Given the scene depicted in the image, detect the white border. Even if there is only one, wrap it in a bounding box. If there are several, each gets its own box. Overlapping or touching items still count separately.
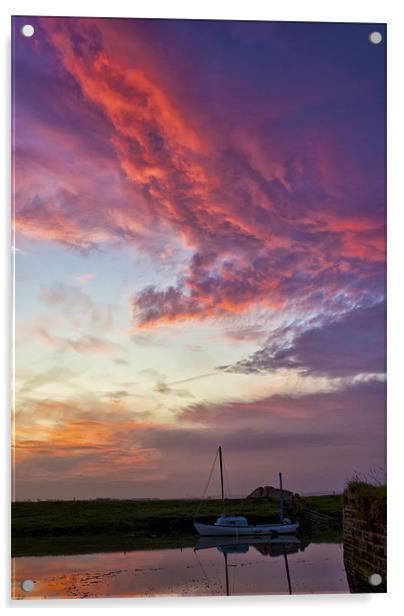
[2,0,403,614]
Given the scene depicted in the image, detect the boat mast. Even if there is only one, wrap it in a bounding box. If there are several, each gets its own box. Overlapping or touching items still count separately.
[219,446,225,514]
[279,471,284,522]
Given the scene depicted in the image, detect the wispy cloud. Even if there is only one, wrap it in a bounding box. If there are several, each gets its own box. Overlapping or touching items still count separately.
[75,272,96,285]
[227,301,386,378]
[37,326,123,357]
[40,282,115,330]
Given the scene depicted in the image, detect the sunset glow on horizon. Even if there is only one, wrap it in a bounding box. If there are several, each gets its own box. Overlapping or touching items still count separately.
[12,17,386,500]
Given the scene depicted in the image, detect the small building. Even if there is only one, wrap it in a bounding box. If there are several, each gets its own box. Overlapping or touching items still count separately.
[247,485,297,501]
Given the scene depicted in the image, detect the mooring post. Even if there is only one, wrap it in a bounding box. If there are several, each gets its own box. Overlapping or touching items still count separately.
[279,472,284,522]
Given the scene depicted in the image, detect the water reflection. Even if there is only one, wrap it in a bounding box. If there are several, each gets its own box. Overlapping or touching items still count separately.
[12,534,349,599]
[195,536,300,595]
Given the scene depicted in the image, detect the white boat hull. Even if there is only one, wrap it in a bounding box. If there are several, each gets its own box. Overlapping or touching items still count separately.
[194,521,299,536]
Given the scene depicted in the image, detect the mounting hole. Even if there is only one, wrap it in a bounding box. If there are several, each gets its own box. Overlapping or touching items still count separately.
[21,579,34,592]
[369,573,382,586]
[369,31,382,45]
[21,24,35,38]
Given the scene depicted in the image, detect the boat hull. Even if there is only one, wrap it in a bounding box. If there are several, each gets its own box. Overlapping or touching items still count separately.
[194,521,299,536]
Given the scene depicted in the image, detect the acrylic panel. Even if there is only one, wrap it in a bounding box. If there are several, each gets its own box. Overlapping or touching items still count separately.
[11,16,387,599]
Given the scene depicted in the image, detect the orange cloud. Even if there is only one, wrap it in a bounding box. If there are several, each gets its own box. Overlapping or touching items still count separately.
[14,203,112,250]
[13,399,163,483]
[14,18,386,328]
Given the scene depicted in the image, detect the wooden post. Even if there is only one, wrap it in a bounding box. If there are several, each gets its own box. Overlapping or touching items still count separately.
[279,472,284,522]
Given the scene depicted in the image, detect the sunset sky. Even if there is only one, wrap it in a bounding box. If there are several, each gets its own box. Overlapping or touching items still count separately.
[12,17,386,500]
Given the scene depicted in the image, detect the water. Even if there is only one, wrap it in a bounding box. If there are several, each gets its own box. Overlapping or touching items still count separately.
[12,536,349,599]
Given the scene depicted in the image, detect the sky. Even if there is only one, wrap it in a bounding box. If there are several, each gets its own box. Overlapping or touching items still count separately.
[12,17,386,500]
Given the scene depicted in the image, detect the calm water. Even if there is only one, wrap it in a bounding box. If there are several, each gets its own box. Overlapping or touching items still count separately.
[12,536,349,599]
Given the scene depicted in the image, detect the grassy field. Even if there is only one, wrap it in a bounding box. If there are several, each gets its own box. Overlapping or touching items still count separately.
[302,493,343,520]
[12,495,342,557]
[12,498,289,537]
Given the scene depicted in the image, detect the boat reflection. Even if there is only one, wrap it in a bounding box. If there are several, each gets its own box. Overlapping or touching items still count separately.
[194,535,300,595]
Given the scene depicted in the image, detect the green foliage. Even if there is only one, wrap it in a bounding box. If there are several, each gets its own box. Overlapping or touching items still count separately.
[302,494,342,518]
[12,498,286,538]
[344,480,386,526]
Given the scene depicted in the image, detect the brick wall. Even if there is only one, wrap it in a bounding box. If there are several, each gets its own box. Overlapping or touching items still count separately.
[343,494,387,592]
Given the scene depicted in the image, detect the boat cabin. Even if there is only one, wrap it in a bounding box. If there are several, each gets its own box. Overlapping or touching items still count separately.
[214,516,249,527]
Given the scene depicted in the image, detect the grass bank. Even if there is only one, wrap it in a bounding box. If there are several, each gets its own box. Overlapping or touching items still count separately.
[12,494,342,557]
[12,498,288,537]
[343,481,386,526]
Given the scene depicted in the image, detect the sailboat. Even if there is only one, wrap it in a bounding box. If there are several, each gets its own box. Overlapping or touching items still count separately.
[193,446,299,536]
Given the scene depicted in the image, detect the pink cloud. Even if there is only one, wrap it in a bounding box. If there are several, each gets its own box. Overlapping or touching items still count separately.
[37,326,123,357]
[75,272,96,285]
[14,18,386,329]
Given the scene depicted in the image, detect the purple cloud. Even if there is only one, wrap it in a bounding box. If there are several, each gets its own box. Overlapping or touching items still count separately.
[228,301,386,377]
